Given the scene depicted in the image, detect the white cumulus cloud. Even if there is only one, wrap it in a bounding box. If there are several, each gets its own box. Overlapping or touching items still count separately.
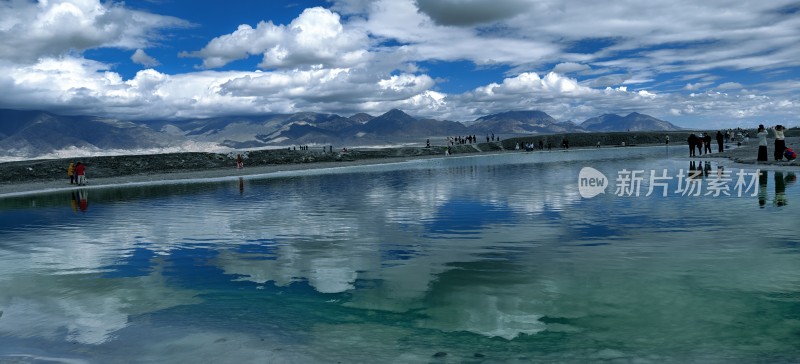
[0,0,188,64]
[181,7,370,70]
[0,0,798,128]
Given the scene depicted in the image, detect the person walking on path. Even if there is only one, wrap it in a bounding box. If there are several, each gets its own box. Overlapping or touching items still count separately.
[716,131,724,153]
[772,125,786,161]
[67,162,75,184]
[757,124,769,162]
[75,162,86,186]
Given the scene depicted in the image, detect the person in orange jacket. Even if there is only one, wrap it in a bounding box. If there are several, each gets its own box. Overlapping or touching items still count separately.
[67,162,75,184]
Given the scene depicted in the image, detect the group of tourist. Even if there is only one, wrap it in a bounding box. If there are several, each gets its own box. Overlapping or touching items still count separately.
[756,124,792,162]
[515,140,547,151]
[66,162,87,186]
[722,128,747,143]
[449,135,479,145]
[686,131,725,156]
[686,125,793,162]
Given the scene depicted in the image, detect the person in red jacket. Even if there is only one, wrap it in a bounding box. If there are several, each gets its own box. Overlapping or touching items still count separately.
[75,162,86,186]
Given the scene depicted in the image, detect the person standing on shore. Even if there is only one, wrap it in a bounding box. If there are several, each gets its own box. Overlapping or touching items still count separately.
[687,134,697,157]
[75,162,86,186]
[236,154,244,169]
[67,162,75,184]
[772,125,786,161]
[757,124,768,162]
[696,134,703,155]
[716,131,724,152]
[703,133,712,154]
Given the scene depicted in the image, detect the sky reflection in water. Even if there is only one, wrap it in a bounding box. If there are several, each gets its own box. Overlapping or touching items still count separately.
[0,148,799,363]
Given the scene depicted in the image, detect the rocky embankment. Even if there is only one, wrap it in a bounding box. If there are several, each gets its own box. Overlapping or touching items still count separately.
[0,144,485,185]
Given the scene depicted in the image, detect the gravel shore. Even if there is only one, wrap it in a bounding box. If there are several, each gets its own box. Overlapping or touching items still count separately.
[0,145,471,197]
[2,136,797,198]
[695,136,799,166]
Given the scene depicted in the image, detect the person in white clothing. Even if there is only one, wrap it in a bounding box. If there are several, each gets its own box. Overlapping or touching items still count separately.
[772,125,786,161]
[756,124,768,162]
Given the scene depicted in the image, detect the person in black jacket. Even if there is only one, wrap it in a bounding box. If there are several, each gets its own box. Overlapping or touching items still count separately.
[703,133,712,154]
[716,131,724,152]
[687,134,698,157]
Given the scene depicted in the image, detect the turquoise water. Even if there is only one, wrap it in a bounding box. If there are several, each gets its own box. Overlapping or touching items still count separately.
[1,148,799,363]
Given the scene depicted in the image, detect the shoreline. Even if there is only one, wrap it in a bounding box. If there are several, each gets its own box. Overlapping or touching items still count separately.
[2,139,798,198]
[695,136,799,168]
[0,154,445,198]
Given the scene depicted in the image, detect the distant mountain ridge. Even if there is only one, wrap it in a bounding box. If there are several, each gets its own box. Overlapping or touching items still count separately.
[580,112,682,132]
[470,110,584,135]
[0,109,174,158]
[0,108,682,159]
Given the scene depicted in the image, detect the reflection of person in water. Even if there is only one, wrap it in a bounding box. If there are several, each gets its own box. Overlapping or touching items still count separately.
[239,177,244,195]
[758,170,768,208]
[688,161,702,179]
[774,171,786,206]
[70,191,78,213]
[78,189,88,212]
[786,172,797,186]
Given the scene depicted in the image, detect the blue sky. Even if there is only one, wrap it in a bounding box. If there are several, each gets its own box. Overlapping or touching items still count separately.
[0,0,798,128]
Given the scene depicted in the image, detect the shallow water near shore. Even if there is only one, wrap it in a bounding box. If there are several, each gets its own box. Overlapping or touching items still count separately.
[1,147,799,363]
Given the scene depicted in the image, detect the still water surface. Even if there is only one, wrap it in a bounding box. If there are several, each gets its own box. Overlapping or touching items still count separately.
[1,147,799,363]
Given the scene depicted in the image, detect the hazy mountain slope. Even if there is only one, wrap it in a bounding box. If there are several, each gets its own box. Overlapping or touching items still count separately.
[580,112,682,131]
[0,109,173,157]
[469,110,584,134]
[350,109,468,140]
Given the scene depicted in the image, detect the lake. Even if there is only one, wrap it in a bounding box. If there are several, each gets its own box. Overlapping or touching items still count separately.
[1,147,798,363]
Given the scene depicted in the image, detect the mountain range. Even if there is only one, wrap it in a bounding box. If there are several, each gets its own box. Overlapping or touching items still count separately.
[580,112,681,132]
[0,108,683,159]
